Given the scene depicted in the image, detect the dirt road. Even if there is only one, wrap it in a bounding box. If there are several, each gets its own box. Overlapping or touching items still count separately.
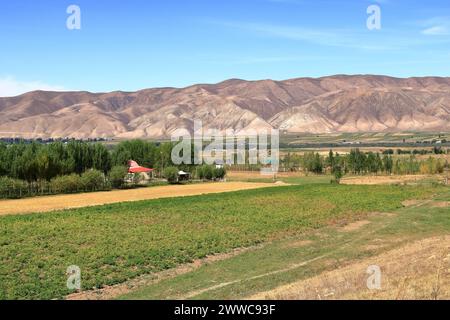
[0,182,278,216]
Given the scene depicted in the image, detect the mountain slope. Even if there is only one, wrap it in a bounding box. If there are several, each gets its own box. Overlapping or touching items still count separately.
[1,75,450,138]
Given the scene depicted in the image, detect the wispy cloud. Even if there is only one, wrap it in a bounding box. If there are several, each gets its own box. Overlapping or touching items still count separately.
[420,17,450,36]
[203,55,325,65]
[211,20,403,51]
[266,0,306,4]
[0,76,67,97]
[210,17,450,52]
[422,26,449,35]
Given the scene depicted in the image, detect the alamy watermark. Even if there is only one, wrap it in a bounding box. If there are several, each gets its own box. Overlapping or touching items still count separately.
[66,265,81,291]
[366,265,382,290]
[170,120,279,175]
[66,5,81,30]
[367,4,381,30]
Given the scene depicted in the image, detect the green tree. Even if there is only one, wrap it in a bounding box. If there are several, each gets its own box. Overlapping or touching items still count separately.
[333,165,343,184]
[81,170,105,191]
[213,167,226,180]
[327,150,335,172]
[164,166,179,184]
[108,166,128,189]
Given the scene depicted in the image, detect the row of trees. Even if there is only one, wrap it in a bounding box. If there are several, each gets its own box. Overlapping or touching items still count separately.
[163,165,227,184]
[0,141,110,182]
[0,140,229,197]
[0,140,183,198]
[0,140,178,182]
[282,149,449,176]
[0,170,108,199]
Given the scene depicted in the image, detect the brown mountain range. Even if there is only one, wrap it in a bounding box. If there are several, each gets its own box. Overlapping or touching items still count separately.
[1,75,450,139]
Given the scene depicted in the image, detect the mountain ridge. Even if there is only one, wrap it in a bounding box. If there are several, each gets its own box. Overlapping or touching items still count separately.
[1,75,450,139]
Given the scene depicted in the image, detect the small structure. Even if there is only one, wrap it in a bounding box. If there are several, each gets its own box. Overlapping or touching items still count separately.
[127,160,154,183]
[177,170,190,182]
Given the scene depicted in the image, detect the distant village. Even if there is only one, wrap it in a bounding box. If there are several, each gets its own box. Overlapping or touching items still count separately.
[0,137,111,144]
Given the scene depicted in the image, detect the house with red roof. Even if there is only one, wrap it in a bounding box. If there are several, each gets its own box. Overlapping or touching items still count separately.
[127,160,154,183]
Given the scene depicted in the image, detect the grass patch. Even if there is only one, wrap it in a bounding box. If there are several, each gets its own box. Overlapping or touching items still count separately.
[0,184,440,299]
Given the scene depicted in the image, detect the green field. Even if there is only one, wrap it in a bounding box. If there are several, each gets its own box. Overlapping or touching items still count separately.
[0,183,442,299]
[121,188,450,300]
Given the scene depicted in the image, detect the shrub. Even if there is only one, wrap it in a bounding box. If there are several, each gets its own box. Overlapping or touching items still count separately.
[333,165,343,184]
[198,165,214,181]
[50,174,83,194]
[0,176,28,199]
[197,166,204,180]
[81,169,106,191]
[108,166,128,189]
[213,167,226,180]
[164,167,179,184]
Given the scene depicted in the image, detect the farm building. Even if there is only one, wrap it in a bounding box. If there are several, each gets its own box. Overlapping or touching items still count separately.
[126,160,154,183]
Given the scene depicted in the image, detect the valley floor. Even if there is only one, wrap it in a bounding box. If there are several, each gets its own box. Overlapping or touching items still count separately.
[0,176,448,300]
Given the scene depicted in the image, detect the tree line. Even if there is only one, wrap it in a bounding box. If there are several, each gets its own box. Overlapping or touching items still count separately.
[0,140,181,198]
[0,139,230,198]
[282,148,449,177]
[0,140,179,182]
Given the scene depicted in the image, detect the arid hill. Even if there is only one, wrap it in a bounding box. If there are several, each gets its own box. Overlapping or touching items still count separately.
[1,75,450,138]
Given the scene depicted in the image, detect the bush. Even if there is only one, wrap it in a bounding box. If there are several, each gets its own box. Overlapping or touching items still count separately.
[164,167,179,184]
[213,167,226,180]
[0,176,28,199]
[333,165,343,184]
[198,165,214,181]
[81,169,106,191]
[108,166,128,189]
[50,174,83,194]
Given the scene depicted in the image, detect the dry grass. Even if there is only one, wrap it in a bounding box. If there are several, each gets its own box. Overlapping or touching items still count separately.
[338,220,371,232]
[0,182,277,216]
[341,175,441,185]
[249,236,450,300]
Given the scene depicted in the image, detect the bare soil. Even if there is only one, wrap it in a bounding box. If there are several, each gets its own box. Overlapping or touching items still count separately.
[338,220,371,232]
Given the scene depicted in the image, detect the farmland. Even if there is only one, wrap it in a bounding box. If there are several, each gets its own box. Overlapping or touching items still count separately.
[0,183,441,300]
[0,181,276,216]
[119,188,450,300]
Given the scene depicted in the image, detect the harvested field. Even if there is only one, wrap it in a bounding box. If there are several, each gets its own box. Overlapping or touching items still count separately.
[249,236,450,300]
[227,171,304,180]
[341,175,442,185]
[0,182,276,216]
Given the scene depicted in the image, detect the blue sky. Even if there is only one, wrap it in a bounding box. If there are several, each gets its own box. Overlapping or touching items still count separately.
[0,0,449,96]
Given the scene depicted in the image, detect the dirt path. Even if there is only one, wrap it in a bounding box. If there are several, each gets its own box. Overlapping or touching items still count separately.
[249,236,450,300]
[0,182,279,216]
